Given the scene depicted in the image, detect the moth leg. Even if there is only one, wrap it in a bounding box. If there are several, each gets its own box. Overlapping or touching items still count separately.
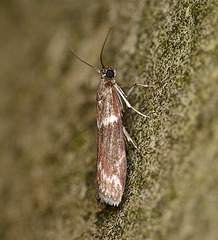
[126,83,155,97]
[123,126,138,149]
[114,84,150,118]
[123,126,143,157]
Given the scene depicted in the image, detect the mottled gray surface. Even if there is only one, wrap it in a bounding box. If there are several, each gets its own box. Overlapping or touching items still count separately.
[0,1,217,239]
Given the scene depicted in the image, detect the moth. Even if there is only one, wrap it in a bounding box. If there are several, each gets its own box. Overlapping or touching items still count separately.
[71,29,152,206]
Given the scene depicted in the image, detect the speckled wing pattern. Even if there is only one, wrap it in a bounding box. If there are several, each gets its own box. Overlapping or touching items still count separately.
[96,80,127,206]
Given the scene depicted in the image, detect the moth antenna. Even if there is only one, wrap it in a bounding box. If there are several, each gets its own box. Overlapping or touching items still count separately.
[70,46,100,73]
[100,27,113,69]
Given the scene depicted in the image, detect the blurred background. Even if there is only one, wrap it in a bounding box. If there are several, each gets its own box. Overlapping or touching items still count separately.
[0,1,141,239]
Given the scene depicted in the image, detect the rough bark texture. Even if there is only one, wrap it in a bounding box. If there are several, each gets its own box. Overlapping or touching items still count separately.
[0,1,217,240]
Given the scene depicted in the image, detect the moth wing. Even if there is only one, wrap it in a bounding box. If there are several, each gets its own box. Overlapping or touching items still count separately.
[96,87,127,206]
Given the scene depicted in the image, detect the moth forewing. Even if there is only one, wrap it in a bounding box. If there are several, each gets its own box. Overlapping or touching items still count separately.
[96,73,127,206]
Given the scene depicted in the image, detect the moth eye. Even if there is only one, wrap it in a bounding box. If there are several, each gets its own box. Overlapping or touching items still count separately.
[106,69,114,78]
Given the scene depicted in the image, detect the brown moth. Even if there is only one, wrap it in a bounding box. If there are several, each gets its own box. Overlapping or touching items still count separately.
[71,29,152,206]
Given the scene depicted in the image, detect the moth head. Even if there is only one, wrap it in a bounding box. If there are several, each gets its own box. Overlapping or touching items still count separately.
[101,66,116,79]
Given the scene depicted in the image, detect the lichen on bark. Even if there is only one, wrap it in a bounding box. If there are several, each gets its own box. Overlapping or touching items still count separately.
[0,1,217,240]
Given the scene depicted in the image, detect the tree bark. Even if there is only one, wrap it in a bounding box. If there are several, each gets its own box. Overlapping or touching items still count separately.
[0,1,217,240]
